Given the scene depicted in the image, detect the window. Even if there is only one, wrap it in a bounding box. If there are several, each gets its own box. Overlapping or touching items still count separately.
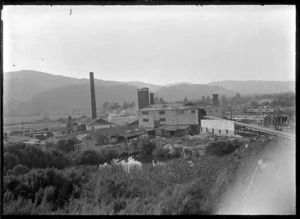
[226,129,228,134]
[142,112,148,115]
[177,110,184,114]
[159,111,165,115]
[212,128,214,134]
[191,110,196,114]
[219,129,221,134]
[160,118,166,122]
[143,119,149,122]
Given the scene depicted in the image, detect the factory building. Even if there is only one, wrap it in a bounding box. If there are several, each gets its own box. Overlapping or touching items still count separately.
[213,94,219,106]
[200,119,235,135]
[150,93,155,105]
[155,125,193,137]
[138,102,206,136]
[137,87,150,110]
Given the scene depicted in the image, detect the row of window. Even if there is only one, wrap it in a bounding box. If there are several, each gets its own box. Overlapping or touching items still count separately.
[143,118,166,122]
[200,127,229,134]
[142,110,196,115]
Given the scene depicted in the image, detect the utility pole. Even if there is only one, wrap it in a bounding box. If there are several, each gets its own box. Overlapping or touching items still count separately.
[273,107,276,130]
[125,122,128,144]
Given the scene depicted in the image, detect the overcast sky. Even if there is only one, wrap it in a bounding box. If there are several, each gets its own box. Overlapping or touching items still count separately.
[3,5,295,85]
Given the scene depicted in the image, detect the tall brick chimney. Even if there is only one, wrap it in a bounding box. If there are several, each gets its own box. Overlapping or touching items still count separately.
[150,93,155,105]
[89,72,97,119]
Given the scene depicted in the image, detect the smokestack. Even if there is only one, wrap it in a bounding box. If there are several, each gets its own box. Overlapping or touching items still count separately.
[137,87,149,110]
[213,93,219,106]
[150,93,155,105]
[89,72,97,119]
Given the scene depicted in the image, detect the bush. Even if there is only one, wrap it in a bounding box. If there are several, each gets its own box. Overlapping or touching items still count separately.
[54,138,80,154]
[4,152,20,171]
[76,150,105,165]
[139,142,156,155]
[12,164,30,175]
[3,143,71,171]
[206,141,240,157]
[3,168,74,212]
[101,148,122,162]
[152,146,169,157]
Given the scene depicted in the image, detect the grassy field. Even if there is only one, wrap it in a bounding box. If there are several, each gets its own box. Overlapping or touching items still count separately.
[3,114,138,134]
[3,114,88,125]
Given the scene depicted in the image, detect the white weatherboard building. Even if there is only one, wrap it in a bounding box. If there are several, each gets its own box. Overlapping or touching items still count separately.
[200,119,235,135]
[138,103,200,128]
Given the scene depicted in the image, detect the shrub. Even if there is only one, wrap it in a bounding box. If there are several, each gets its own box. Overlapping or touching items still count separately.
[171,147,182,158]
[76,150,105,165]
[54,138,80,154]
[3,168,74,213]
[101,148,122,162]
[12,164,30,175]
[139,142,156,155]
[3,143,70,171]
[4,152,20,171]
[206,141,240,157]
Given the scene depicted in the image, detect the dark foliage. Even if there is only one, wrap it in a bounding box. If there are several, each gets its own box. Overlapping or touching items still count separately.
[206,140,241,157]
[75,150,105,165]
[54,138,80,154]
[3,168,73,211]
[3,143,70,170]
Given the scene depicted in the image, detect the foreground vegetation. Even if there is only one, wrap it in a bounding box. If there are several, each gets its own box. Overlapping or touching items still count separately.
[3,135,290,215]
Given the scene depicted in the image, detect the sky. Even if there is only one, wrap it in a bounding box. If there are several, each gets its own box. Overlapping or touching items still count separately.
[3,5,295,85]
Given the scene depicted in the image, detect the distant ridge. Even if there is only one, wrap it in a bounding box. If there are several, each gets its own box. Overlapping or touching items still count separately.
[164,82,195,87]
[154,84,237,102]
[3,70,295,116]
[208,80,295,95]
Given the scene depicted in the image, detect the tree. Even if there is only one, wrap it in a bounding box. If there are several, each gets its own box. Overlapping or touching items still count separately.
[183,96,188,104]
[250,100,259,108]
[221,95,226,105]
[129,101,135,108]
[122,101,129,109]
[159,97,166,104]
[206,96,211,103]
[235,93,242,106]
[110,102,121,111]
[103,102,110,111]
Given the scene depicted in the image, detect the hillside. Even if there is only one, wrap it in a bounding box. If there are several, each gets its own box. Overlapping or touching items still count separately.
[3,70,124,104]
[124,81,162,92]
[3,70,152,115]
[208,80,295,95]
[11,83,139,115]
[164,82,195,87]
[154,84,237,102]
[4,70,295,116]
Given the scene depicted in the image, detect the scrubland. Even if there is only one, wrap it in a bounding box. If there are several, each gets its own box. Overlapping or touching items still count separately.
[3,134,295,215]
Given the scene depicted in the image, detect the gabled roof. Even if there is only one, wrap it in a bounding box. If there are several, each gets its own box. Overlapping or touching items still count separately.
[128,120,138,126]
[86,117,114,127]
